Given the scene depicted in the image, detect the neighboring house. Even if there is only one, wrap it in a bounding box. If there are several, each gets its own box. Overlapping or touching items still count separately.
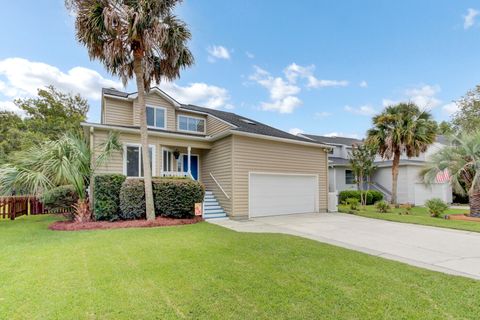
[300,134,453,206]
[82,87,330,219]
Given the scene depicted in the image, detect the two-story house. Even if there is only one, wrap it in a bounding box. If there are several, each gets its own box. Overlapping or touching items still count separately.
[82,87,330,219]
[300,134,452,206]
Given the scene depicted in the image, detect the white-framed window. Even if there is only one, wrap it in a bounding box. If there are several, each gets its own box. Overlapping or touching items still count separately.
[162,148,173,172]
[345,169,355,185]
[123,144,155,177]
[177,115,206,133]
[146,106,166,129]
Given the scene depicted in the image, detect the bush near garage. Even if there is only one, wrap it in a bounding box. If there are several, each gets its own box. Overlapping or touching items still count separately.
[94,174,126,221]
[338,190,383,205]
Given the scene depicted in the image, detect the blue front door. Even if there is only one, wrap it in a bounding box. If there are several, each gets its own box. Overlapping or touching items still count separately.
[183,155,199,180]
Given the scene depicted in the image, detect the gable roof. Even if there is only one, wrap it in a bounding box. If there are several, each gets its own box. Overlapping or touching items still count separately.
[102,87,321,145]
[303,134,364,146]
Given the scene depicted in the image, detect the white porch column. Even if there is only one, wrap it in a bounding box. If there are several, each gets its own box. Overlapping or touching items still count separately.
[187,146,192,177]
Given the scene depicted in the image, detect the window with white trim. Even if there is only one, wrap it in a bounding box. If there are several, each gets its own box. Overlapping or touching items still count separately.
[125,145,154,177]
[146,106,166,129]
[163,149,173,172]
[345,170,355,185]
[178,115,205,133]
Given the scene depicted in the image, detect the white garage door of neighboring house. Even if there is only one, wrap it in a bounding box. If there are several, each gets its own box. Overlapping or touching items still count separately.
[249,173,318,218]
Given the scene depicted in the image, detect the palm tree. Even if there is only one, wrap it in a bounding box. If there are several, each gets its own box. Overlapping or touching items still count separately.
[366,103,437,205]
[349,143,377,206]
[0,132,122,222]
[422,131,480,216]
[67,0,194,220]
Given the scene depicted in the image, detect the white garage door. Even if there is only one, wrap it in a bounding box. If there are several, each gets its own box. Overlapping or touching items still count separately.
[249,173,318,218]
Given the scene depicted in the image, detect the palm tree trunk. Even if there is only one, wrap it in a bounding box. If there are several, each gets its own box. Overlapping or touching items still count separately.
[391,150,400,206]
[470,190,480,217]
[133,54,155,221]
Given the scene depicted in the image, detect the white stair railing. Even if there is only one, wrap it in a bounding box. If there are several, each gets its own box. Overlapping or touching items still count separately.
[209,172,230,199]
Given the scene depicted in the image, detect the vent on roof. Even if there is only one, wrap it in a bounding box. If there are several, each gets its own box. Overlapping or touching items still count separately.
[240,118,256,125]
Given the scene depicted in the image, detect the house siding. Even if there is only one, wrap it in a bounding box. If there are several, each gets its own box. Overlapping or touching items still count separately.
[200,136,233,215]
[231,135,328,218]
[133,93,177,130]
[207,116,233,136]
[103,97,133,126]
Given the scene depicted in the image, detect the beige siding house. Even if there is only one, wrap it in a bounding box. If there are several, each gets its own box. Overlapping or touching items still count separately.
[83,87,330,219]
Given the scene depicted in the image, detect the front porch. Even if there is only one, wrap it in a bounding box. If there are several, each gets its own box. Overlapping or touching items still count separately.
[159,145,201,181]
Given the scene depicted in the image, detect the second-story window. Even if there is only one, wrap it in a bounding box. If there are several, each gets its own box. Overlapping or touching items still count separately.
[146,106,166,129]
[178,115,205,133]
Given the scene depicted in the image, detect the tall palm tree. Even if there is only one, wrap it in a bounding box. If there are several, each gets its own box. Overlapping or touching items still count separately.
[0,132,122,222]
[422,131,480,216]
[67,0,194,220]
[366,103,437,205]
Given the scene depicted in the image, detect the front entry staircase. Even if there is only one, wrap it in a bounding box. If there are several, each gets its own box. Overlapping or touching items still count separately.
[203,191,227,220]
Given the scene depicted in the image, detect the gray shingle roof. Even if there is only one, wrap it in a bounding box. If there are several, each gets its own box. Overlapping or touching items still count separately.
[103,87,321,144]
[303,134,364,146]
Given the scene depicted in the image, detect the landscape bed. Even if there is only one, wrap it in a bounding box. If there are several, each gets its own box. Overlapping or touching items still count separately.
[1,215,479,319]
[338,205,480,233]
[49,215,203,231]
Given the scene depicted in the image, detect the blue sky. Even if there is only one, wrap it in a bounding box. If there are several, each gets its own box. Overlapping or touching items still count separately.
[1,1,480,138]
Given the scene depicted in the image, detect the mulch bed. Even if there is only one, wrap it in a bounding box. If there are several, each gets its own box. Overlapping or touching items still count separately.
[49,216,203,231]
[446,214,480,222]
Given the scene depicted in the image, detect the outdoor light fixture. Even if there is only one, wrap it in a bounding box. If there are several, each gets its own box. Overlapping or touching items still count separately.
[173,150,180,159]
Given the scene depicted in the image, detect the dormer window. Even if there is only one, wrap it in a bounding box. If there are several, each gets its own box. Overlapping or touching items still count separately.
[178,115,205,133]
[146,106,166,129]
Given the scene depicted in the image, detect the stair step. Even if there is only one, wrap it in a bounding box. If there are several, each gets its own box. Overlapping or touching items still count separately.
[204,208,224,214]
[204,205,221,210]
[203,212,227,219]
[204,201,219,206]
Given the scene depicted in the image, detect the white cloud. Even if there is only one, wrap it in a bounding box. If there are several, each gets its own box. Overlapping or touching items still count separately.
[250,66,300,100]
[0,100,21,114]
[382,99,398,107]
[442,102,459,115]
[359,80,368,88]
[261,96,302,114]
[245,51,255,59]
[314,111,332,118]
[284,63,349,88]
[161,82,233,110]
[344,104,376,116]
[0,57,122,100]
[288,128,305,135]
[207,45,231,62]
[324,132,361,139]
[464,8,479,29]
[404,84,441,109]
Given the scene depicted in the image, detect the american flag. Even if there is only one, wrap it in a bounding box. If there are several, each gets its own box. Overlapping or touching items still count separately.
[436,169,450,183]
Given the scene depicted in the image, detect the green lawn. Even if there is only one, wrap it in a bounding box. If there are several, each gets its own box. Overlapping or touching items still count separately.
[338,204,480,233]
[1,216,480,319]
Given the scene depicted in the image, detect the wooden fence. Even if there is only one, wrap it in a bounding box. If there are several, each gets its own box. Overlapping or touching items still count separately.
[0,196,68,220]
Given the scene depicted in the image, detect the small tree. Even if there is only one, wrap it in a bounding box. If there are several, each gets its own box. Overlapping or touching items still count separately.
[451,85,480,133]
[349,143,377,206]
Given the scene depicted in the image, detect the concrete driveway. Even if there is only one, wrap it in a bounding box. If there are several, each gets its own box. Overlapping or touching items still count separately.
[209,213,480,280]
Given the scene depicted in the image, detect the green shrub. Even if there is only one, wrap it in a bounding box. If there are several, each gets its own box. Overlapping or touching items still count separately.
[119,178,205,220]
[346,198,359,210]
[40,185,78,220]
[339,190,383,205]
[425,198,448,218]
[400,203,413,215]
[153,178,205,218]
[94,174,126,221]
[119,179,146,220]
[375,200,390,213]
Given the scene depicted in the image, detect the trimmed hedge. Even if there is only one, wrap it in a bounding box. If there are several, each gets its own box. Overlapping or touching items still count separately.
[119,178,205,220]
[41,185,78,212]
[94,174,126,221]
[119,179,146,220]
[153,178,205,218]
[338,190,383,205]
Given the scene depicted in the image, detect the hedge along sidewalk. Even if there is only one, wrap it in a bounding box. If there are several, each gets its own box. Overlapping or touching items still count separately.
[120,177,205,220]
[338,190,384,205]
